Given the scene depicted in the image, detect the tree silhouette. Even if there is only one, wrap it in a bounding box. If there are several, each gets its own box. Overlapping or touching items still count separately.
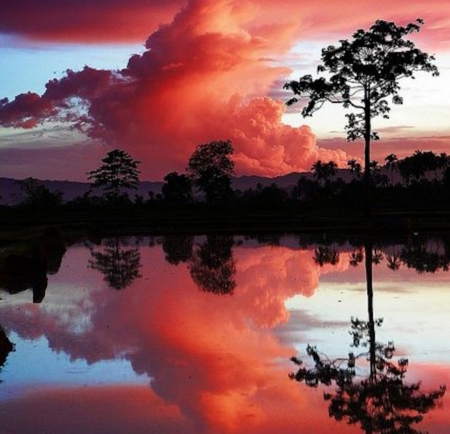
[188,236,236,295]
[87,149,141,204]
[348,159,363,180]
[313,246,340,266]
[88,238,142,290]
[311,160,338,186]
[0,229,66,303]
[187,140,235,203]
[162,172,193,203]
[399,236,450,273]
[17,177,63,209]
[386,251,402,271]
[0,325,14,381]
[385,154,398,186]
[397,150,445,185]
[284,19,438,217]
[162,235,194,265]
[290,240,446,433]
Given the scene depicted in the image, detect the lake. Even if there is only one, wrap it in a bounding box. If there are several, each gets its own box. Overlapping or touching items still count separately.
[0,233,449,433]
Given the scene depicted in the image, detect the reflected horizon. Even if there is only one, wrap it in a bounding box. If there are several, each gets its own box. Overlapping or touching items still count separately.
[0,234,449,433]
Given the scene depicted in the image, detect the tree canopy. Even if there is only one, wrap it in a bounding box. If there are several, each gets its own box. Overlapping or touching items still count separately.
[284,19,439,215]
[162,171,193,203]
[87,149,141,202]
[187,140,235,202]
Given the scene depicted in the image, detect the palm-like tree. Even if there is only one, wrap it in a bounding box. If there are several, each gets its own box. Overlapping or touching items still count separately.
[348,159,362,180]
[384,154,398,186]
[312,160,338,186]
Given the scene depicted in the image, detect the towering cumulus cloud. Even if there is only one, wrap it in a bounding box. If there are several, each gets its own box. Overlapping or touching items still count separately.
[0,0,354,178]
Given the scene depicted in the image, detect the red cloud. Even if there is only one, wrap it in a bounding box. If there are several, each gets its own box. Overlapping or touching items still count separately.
[2,0,446,180]
[0,0,354,179]
[2,0,450,51]
[0,0,184,43]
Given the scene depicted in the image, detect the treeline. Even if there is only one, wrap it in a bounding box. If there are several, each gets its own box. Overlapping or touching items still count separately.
[5,143,450,216]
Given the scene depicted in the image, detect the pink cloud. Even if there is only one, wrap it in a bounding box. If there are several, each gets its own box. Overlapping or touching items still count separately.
[0,0,184,43]
[318,136,450,163]
[0,0,354,180]
[3,0,450,51]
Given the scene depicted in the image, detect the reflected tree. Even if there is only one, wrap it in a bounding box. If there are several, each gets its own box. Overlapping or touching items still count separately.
[189,236,236,295]
[350,247,365,267]
[290,240,446,433]
[400,237,450,273]
[0,326,14,377]
[88,238,142,290]
[386,253,402,271]
[0,228,66,303]
[162,235,194,265]
[313,246,340,266]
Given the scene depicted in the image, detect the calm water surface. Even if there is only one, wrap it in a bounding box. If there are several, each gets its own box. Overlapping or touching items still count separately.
[0,234,449,433]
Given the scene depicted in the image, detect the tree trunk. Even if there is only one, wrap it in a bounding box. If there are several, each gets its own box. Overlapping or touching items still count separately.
[365,239,377,381]
[364,93,372,219]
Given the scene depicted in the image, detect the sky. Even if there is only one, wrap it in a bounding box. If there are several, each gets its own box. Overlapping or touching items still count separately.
[1,0,450,181]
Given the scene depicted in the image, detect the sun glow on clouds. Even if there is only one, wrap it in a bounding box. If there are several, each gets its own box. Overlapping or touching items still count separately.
[0,0,355,180]
[1,0,450,180]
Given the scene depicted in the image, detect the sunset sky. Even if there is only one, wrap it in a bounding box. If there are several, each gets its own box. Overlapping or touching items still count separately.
[1,0,450,181]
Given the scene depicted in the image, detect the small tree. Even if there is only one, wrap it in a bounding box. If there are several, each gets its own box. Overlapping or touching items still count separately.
[87,149,141,203]
[384,154,398,186]
[187,140,235,203]
[311,160,338,186]
[17,177,63,209]
[284,19,438,216]
[348,159,363,180]
[162,172,193,203]
[88,238,142,290]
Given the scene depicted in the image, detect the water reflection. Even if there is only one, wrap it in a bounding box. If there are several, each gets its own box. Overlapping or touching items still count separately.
[313,246,340,266]
[291,241,446,433]
[162,235,194,265]
[0,234,449,433]
[0,325,14,378]
[189,235,236,295]
[0,228,66,303]
[87,237,142,290]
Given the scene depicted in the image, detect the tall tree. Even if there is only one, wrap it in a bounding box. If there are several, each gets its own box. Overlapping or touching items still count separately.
[87,149,141,203]
[291,240,446,433]
[187,140,235,203]
[284,19,438,216]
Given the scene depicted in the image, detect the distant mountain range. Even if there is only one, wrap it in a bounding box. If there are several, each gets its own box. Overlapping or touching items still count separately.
[0,171,354,206]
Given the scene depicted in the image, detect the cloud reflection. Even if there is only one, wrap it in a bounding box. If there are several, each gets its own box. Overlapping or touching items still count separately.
[0,236,448,433]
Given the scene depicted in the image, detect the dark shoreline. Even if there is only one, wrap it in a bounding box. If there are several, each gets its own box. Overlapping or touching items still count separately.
[2,208,450,246]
